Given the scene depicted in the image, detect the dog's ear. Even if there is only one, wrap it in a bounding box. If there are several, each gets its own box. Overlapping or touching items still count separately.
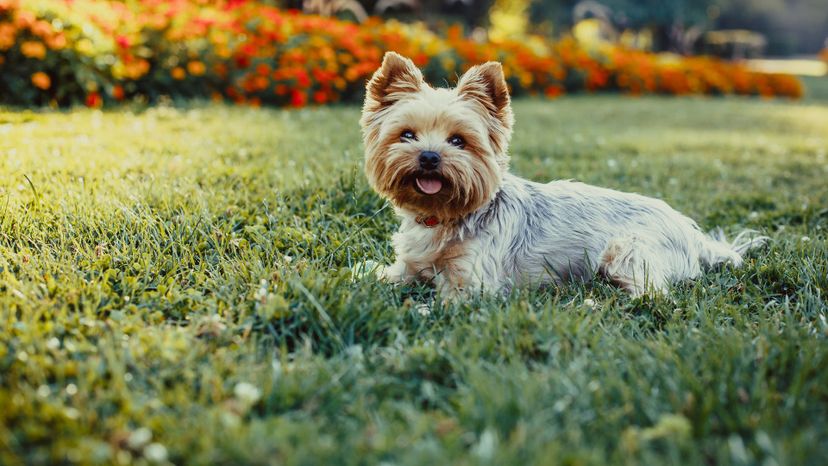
[363,52,424,112]
[456,62,513,130]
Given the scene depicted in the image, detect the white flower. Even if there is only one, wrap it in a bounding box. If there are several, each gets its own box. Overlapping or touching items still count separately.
[583,298,596,309]
[351,260,381,280]
[128,427,152,449]
[233,382,261,405]
[415,303,432,316]
[143,443,168,463]
[472,428,498,460]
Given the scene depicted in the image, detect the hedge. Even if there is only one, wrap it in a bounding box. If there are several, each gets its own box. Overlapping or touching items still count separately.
[0,0,804,108]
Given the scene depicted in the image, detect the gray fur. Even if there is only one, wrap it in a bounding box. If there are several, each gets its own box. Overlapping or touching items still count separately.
[383,173,768,296]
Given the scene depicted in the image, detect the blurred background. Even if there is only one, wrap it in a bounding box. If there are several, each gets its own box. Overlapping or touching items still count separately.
[297,0,828,58]
[0,0,825,107]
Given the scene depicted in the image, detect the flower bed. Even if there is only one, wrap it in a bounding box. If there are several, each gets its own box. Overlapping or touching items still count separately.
[0,0,804,108]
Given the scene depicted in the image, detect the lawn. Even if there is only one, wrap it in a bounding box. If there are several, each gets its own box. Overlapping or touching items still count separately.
[1,95,827,465]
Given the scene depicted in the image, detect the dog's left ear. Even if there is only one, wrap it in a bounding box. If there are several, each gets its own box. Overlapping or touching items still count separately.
[456,62,513,131]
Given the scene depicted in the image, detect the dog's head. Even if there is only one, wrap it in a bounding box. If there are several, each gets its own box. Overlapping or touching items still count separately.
[360,52,514,220]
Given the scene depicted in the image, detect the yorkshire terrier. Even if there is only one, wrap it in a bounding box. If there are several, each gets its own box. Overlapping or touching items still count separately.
[360,52,766,297]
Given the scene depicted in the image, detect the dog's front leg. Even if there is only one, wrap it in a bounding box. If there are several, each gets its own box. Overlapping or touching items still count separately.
[377,261,412,284]
[433,256,491,300]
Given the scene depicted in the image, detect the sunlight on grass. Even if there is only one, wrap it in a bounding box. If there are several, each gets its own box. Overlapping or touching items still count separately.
[1,97,826,465]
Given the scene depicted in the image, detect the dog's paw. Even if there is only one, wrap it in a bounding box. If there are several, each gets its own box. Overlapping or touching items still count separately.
[377,261,410,284]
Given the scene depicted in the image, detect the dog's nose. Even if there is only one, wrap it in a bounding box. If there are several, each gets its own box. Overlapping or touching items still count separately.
[418,151,441,170]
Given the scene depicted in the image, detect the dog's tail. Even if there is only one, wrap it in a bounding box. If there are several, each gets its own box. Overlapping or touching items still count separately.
[699,228,768,268]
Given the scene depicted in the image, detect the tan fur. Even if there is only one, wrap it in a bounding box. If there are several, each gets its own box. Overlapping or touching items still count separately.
[361,52,766,297]
[361,52,511,221]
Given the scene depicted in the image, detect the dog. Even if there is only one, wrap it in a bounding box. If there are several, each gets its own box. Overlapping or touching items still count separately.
[360,52,766,297]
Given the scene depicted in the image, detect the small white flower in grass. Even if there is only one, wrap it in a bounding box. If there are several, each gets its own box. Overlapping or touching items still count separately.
[351,260,381,281]
[66,383,78,396]
[143,443,168,463]
[415,303,432,316]
[37,385,50,398]
[748,211,759,220]
[233,382,261,405]
[801,236,811,242]
[127,427,152,449]
[583,298,596,309]
[47,337,60,350]
[472,428,498,460]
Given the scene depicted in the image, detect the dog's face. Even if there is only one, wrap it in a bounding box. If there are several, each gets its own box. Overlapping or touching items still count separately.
[360,52,514,220]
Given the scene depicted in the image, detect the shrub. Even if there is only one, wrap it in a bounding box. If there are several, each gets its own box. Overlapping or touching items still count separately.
[0,0,804,108]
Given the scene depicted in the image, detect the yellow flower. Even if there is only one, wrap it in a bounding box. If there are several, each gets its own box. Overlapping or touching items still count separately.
[21,41,46,59]
[31,71,51,90]
[171,67,186,80]
[187,61,206,76]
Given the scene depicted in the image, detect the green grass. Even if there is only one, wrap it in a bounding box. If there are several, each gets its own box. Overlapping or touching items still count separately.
[1,95,827,465]
[801,76,828,102]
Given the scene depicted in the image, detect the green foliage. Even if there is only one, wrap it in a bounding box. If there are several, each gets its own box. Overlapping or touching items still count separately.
[715,0,828,54]
[0,96,827,464]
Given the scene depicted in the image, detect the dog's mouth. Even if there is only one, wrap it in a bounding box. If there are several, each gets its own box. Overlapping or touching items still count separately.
[414,176,443,195]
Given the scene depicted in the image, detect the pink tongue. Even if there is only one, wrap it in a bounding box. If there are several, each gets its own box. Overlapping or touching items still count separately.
[416,177,442,194]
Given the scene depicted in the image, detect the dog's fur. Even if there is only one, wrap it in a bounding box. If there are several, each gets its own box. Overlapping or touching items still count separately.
[360,52,766,296]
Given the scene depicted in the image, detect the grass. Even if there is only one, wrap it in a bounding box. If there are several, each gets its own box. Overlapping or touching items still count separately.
[1,94,827,465]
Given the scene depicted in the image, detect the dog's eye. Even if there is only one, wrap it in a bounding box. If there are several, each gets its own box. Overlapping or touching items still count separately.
[448,135,465,148]
[400,130,416,142]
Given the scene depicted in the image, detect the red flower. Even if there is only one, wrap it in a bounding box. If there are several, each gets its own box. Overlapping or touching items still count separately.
[289,89,306,107]
[85,92,102,108]
[294,69,310,88]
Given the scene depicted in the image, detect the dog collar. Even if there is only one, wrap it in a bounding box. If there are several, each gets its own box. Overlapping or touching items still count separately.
[415,215,440,228]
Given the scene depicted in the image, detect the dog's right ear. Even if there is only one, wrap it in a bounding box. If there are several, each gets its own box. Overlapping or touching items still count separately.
[363,52,423,112]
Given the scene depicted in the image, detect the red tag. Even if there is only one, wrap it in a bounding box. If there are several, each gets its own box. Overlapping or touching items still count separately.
[416,215,440,228]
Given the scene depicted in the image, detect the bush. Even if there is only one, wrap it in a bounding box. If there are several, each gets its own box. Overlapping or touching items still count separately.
[0,0,804,108]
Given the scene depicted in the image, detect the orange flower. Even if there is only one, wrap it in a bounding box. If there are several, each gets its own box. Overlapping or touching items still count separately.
[0,0,19,11]
[15,10,35,28]
[171,67,186,80]
[31,71,50,90]
[112,85,125,101]
[544,85,563,98]
[45,32,67,50]
[31,20,52,38]
[187,61,206,76]
[20,41,46,59]
[0,23,15,50]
